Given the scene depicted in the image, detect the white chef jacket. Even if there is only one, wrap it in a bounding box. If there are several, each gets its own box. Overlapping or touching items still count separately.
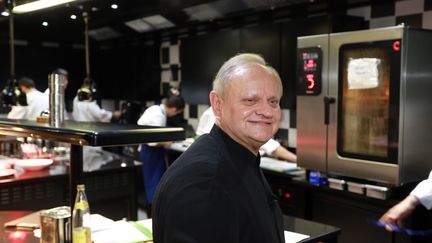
[7,106,27,119]
[196,106,280,155]
[72,96,112,122]
[137,104,166,127]
[44,88,72,120]
[410,170,432,210]
[137,104,166,147]
[195,107,215,136]
[7,88,48,120]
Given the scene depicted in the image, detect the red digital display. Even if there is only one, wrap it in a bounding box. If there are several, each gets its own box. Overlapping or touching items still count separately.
[304,59,316,71]
[392,41,400,52]
[298,47,322,96]
[306,74,315,89]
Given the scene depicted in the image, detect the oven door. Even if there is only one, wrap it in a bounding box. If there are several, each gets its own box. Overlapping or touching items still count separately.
[327,26,403,184]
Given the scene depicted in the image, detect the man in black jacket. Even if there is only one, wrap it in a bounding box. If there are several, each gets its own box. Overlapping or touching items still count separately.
[152,53,285,243]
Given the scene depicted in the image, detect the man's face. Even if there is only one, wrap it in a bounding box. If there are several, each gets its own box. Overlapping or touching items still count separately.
[18,85,30,94]
[166,107,182,117]
[212,63,282,153]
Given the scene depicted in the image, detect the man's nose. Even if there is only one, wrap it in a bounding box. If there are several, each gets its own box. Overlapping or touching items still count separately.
[256,101,273,118]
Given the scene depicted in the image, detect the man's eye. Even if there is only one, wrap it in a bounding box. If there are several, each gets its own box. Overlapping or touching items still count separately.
[270,99,279,105]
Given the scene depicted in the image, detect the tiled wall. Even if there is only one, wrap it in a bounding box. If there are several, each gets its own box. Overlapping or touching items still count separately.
[348,0,432,29]
[161,0,432,149]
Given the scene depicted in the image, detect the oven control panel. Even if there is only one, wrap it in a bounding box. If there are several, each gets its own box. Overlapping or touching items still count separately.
[297,47,322,95]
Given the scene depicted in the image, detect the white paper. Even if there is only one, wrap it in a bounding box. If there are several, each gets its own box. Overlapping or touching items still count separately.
[260,157,298,172]
[347,58,381,90]
[90,214,116,232]
[284,230,310,243]
[92,220,150,243]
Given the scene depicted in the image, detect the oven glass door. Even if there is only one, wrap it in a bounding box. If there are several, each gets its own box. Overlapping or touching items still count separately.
[337,40,400,163]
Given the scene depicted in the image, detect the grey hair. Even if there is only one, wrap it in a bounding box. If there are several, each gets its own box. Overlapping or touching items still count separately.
[212,53,283,97]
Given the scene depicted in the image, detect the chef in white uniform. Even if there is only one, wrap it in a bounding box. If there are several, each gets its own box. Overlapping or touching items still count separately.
[380,170,432,231]
[196,106,297,162]
[72,96,120,122]
[137,94,185,207]
[71,85,121,171]
[8,77,48,120]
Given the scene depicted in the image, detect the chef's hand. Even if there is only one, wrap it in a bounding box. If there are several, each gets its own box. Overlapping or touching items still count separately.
[112,111,121,121]
[379,195,419,231]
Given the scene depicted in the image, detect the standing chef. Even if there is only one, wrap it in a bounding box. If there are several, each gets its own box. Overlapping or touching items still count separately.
[8,77,48,120]
[72,94,121,122]
[137,94,185,211]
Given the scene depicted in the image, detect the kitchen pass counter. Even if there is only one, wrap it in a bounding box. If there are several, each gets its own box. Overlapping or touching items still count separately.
[1,211,340,243]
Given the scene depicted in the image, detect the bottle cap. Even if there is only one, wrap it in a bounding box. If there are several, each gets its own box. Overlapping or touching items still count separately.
[77,184,85,190]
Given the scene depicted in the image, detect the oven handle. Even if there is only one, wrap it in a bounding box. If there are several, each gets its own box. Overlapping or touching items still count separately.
[324,96,335,125]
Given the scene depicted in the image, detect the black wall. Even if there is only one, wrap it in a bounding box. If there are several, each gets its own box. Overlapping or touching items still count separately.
[180,15,366,109]
[93,42,161,101]
[0,44,86,106]
[0,40,161,105]
[181,29,240,105]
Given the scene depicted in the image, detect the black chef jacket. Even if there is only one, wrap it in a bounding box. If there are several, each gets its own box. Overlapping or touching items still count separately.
[152,125,285,243]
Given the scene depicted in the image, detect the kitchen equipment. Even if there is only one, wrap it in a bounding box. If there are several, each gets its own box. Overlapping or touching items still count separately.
[49,72,66,127]
[296,25,432,186]
[328,178,346,191]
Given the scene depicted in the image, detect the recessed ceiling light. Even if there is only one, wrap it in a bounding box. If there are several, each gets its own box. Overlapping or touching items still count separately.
[42,21,48,27]
[1,11,10,17]
[111,4,118,9]
[91,7,98,11]
[13,0,78,14]
[70,14,77,20]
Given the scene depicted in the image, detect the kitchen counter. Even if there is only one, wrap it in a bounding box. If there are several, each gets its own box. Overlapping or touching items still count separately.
[0,119,184,146]
[0,150,140,220]
[0,119,185,223]
[0,211,340,243]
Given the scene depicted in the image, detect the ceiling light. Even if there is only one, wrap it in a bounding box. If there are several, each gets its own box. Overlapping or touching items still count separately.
[125,19,153,33]
[91,7,98,12]
[70,14,77,20]
[142,15,175,29]
[111,4,118,9]
[1,11,10,17]
[184,4,222,21]
[13,0,78,14]
[42,21,48,26]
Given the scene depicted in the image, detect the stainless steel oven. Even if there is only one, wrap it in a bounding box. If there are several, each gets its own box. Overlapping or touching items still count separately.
[296,25,432,185]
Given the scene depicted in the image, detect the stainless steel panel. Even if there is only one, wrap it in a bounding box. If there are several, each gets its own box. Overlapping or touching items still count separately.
[297,34,329,172]
[297,26,432,185]
[399,28,432,184]
[327,26,404,185]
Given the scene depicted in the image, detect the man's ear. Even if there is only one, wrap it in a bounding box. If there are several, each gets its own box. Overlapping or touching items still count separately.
[209,91,222,117]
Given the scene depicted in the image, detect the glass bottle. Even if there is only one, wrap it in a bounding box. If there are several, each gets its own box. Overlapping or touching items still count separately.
[72,184,91,243]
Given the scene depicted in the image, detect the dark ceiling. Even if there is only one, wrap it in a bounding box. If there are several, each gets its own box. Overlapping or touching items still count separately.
[0,0,373,45]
